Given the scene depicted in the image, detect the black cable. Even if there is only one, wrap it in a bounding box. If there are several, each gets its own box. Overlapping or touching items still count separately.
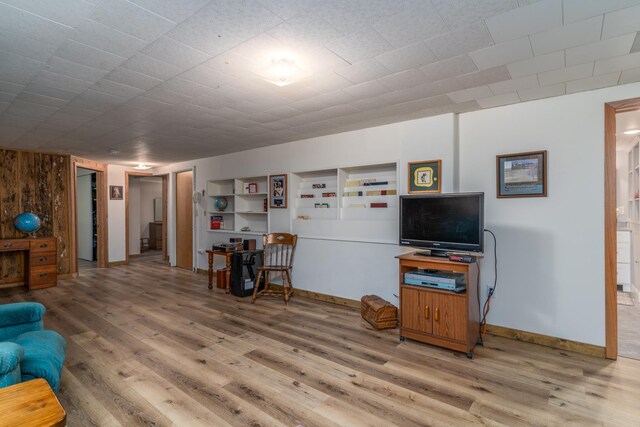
[479,229,497,337]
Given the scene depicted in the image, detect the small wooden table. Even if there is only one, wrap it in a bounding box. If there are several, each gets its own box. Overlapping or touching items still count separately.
[206,250,234,293]
[0,378,66,427]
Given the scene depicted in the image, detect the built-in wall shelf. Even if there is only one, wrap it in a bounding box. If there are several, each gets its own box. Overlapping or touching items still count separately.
[207,176,269,234]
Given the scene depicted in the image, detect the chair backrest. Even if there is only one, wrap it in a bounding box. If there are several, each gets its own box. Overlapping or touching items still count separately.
[262,233,297,269]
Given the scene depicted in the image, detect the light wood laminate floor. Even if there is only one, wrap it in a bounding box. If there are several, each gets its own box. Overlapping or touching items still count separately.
[1,259,640,426]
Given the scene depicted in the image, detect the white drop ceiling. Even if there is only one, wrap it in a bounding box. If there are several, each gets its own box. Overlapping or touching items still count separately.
[2,0,640,165]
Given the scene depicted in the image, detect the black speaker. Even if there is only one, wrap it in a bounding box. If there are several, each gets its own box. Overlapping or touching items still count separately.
[230,252,264,297]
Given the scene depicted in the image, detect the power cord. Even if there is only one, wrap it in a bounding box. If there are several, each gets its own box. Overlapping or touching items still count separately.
[479,229,497,339]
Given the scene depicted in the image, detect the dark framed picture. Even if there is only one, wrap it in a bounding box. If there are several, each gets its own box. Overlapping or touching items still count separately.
[269,174,287,208]
[110,185,123,200]
[408,159,441,193]
[496,150,547,198]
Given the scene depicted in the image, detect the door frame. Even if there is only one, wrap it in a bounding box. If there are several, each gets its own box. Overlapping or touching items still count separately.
[124,170,152,264]
[604,97,640,360]
[71,157,108,271]
[174,168,195,270]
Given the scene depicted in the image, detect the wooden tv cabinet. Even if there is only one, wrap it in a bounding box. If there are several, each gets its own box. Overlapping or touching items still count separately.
[397,252,480,358]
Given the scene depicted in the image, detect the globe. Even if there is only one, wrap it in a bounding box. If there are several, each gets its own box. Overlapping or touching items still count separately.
[214,197,228,211]
[14,212,41,237]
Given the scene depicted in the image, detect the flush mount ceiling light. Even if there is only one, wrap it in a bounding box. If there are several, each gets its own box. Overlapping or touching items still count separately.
[108,149,120,156]
[134,163,151,170]
[624,129,640,135]
[256,57,309,87]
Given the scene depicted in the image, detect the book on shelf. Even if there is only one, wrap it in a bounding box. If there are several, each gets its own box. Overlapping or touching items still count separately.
[344,191,363,196]
[210,215,224,229]
[322,192,336,197]
[312,183,326,189]
[363,181,388,186]
[365,189,397,196]
[370,202,387,208]
[314,203,330,208]
[301,194,315,198]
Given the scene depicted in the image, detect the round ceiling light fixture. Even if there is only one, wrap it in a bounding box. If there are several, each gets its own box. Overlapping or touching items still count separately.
[134,163,151,170]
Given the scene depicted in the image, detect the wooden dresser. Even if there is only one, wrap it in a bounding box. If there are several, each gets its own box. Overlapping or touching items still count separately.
[148,222,162,250]
[0,237,57,290]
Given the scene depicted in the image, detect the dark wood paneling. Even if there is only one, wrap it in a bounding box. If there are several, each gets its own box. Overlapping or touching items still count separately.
[0,149,72,283]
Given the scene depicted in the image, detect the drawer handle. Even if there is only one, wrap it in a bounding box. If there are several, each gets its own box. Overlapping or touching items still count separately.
[3,243,12,248]
[39,256,47,262]
[39,272,48,277]
[434,307,439,322]
[424,306,429,320]
[39,244,48,248]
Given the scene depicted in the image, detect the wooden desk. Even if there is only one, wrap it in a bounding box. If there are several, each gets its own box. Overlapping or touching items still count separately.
[0,378,66,427]
[0,237,57,289]
[206,250,233,293]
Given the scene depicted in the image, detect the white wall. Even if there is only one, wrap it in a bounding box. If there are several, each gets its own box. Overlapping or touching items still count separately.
[107,164,142,262]
[140,178,162,238]
[77,173,93,261]
[127,82,640,346]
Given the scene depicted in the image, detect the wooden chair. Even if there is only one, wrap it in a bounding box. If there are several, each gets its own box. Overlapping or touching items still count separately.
[251,233,298,304]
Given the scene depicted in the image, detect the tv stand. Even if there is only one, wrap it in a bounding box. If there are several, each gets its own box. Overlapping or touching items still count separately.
[415,249,449,258]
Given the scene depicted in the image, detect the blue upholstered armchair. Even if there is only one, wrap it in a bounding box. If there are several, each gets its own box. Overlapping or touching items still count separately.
[0,302,66,391]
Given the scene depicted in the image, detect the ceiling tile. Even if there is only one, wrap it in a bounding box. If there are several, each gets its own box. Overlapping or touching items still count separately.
[432,0,518,31]
[375,42,438,73]
[0,52,46,84]
[426,22,494,61]
[6,99,59,120]
[335,59,392,84]
[566,71,621,93]
[420,54,478,81]
[23,83,77,101]
[380,78,463,104]
[256,0,314,21]
[0,91,15,103]
[170,1,282,56]
[16,91,68,108]
[1,0,96,28]
[447,85,493,103]
[486,0,562,43]
[55,40,127,71]
[0,28,59,62]
[269,12,341,50]
[457,65,511,88]
[179,65,236,89]
[0,81,25,95]
[538,62,594,85]
[104,67,163,91]
[0,114,42,129]
[303,73,352,93]
[489,74,539,95]
[566,33,635,66]
[70,19,147,58]
[603,4,640,39]
[160,77,215,98]
[373,1,448,47]
[31,70,93,93]
[517,82,565,101]
[129,0,211,23]
[378,68,430,91]
[477,92,520,108]
[0,2,73,47]
[469,37,533,70]
[594,51,640,75]
[531,15,603,55]
[620,66,640,83]
[507,50,564,78]
[564,0,640,24]
[343,80,389,100]
[46,56,109,83]
[325,27,392,64]
[91,0,175,42]
[91,79,145,100]
[121,53,183,81]
[142,36,210,69]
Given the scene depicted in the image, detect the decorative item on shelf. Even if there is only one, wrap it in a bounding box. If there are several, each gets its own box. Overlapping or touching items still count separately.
[370,202,388,208]
[301,194,315,198]
[263,198,267,212]
[214,196,228,211]
[244,182,258,193]
[230,238,242,243]
[210,215,224,230]
[636,191,640,199]
[241,226,251,232]
[13,212,41,238]
[312,183,326,189]
[344,191,363,197]
[314,203,329,208]
[496,150,547,198]
[322,192,336,197]
[297,215,310,220]
[269,174,287,208]
[366,189,396,196]
[408,159,441,194]
[109,185,123,200]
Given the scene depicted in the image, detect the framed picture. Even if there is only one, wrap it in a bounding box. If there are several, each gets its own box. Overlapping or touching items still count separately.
[244,182,258,193]
[496,150,547,198]
[110,185,123,200]
[269,174,287,208]
[408,160,441,193]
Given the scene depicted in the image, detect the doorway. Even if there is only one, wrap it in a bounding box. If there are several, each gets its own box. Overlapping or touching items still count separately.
[76,167,97,270]
[175,170,193,270]
[126,173,165,264]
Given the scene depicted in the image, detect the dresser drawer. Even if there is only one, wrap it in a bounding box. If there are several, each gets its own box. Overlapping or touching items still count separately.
[29,238,56,253]
[30,251,57,267]
[29,265,57,289]
[0,240,29,251]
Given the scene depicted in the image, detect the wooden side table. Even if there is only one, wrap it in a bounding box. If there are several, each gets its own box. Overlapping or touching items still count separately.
[206,250,233,293]
[0,378,66,427]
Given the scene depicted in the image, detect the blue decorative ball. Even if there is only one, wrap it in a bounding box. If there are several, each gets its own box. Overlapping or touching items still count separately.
[14,212,41,235]
[214,197,228,211]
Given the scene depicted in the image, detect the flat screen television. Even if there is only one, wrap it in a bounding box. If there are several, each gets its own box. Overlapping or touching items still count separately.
[399,192,484,256]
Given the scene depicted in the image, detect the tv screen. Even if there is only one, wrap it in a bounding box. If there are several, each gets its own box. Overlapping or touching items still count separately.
[399,193,484,254]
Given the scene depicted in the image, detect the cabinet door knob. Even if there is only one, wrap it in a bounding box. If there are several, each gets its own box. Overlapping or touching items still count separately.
[434,307,439,322]
[3,243,12,248]
[40,244,48,248]
[424,306,429,319]
[39,257,46,262]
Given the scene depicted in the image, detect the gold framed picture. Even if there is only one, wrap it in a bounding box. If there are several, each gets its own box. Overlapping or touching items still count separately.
[408,160,441,193]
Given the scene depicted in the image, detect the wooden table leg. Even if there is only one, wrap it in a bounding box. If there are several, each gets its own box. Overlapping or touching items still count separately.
[225,254,232,294]
[207,251,214,289]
